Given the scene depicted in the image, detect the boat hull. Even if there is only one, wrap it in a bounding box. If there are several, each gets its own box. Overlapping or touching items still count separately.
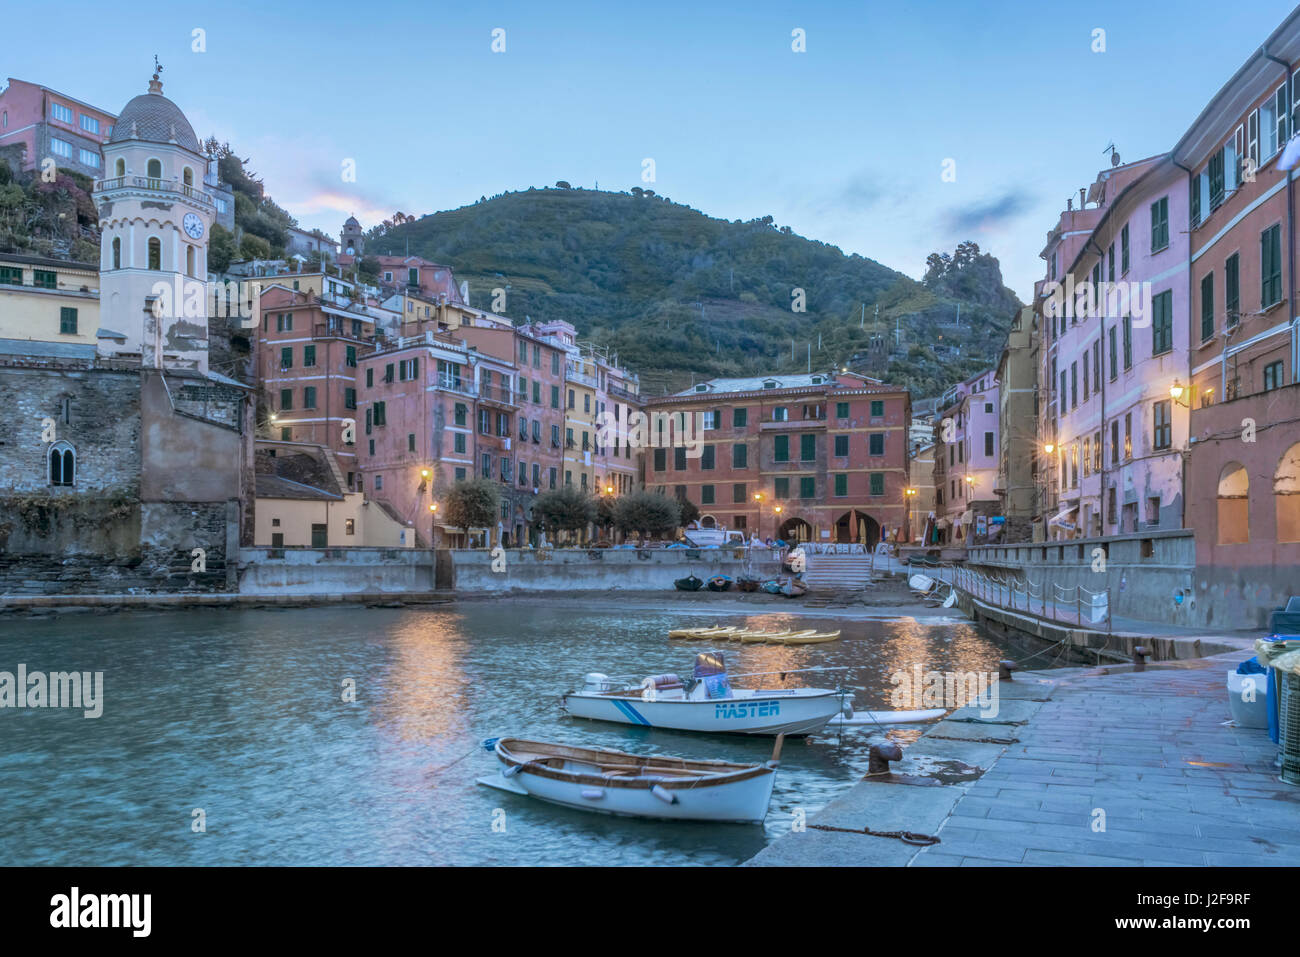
[563,689,843,736]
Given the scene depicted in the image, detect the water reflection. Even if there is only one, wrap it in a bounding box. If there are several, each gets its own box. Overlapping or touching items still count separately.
[0,604,1029,866]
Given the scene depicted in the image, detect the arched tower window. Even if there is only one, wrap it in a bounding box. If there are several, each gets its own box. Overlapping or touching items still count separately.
[1216,462,1249,544]
[48,442,75,487]
[186,245,195,277]
[148,237,161,270]
[112,237,121,269]
[183,167,193,186]
[146,158,162,181]
[114,158,125,177]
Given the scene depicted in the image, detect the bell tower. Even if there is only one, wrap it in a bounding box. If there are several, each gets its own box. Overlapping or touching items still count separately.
[96,62,214,372]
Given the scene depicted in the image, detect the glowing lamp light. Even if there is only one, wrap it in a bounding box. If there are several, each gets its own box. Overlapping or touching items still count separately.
[1170,381,1185,401]
[1043,442,1055,454]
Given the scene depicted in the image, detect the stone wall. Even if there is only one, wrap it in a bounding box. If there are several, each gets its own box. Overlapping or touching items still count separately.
[238,547,436,595]
[448,546,785,592]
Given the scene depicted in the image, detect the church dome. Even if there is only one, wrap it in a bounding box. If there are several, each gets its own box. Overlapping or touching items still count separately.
[344,215,360,227]
[109,78,201,154]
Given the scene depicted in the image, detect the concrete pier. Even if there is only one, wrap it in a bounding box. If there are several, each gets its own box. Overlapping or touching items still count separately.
[749,650,1300,867]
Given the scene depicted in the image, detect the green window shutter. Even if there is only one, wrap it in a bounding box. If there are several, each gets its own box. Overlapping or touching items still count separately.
[834,474,847,496]
[774,435,789,461]
[701,485,714,504]
[346,346,357,367]
[701,444,715,469]
[870,473,885,496]
[774,477,789,499]
[836,402,849,418]
[279,388,292,410]
[800,434,816,460]
[59,307,78,334]
[733,407,747,427]
[869,433,884,456]
[871,400,884,417]
[304,387,316,409]
[304,345,316,367]
[281,346,292,368]
[732,443,747,469]
[800,476,815,499]
[733,483,746,503]
[834,434,849,456]
[654,448,666,471]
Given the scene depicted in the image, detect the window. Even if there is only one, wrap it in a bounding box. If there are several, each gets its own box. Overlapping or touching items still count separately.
[774,477,789,499]
[146,158,162,179]
[282,427,292,442]
[1150,197,1169,252]
[303,345,316,367]
[1225,253,1240,327]
[1120,224,1130,274]
[674,447,687,470]
[304,387,317,409]
[48,442,75,486]
[653,448,666,472]
[701,485,715,505]
[1082,352,1089,401]
[774,435,789,462]
[1123,315,1133,370]
[799,476,815,499]
[836,402,849,419]
[112,237,121,270]
[984,431,994,457]
[51,103,73,123]
[701,445,715,470]
[1110,420,1119,465]
[835,434,850,456]
[1200,272,1214,342]
[454,433,466,454]
[1262,224,1283,308]
[344,388,356,411]
[148,237,161,270]
[1070,361,1078,409]
[1153,400,1172,450]
[373,401,386,426]
[733,483,747,503]
[50,137,72,158]
[280,346,292,369]
[772,407,788,422]
[59,307,77,335]
[1093,341,1101,393]
[482,453,492,478]
[871,400,885,417]
[79,149,99,169]
[482,410,494,435]
[870,432,887,456]
[733,407,748,428]
[409,433,417,453]
[454,403,468,427]
[834,474,848,496]
[1083,438,1091,478]
[800,434,816,461]
[870,472,885,496]
[701,409,719,430]
[1107,243,1115,282]
[550,385,560,408]
[732,443,747,469]
[1264,361,1284,392]
[1151,290,1173,355]
[1209,150,1225,212]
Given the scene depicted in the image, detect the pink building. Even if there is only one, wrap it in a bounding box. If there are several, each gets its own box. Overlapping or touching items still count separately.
[932,369,999,543]
[0,78,116,178]
[1037,155,1190,539]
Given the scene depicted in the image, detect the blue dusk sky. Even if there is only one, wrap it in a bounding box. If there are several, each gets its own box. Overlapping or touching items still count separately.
[7,0,1298,299]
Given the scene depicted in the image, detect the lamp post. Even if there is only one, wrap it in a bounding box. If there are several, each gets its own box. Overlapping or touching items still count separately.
[429,502,438,549]
[904,487,917,543]
[753,492,763,540]
[773,504,783,544]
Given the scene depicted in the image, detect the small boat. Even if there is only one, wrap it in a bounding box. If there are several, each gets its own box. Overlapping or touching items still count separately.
[562,652,849,736]
[760,580,783,595]
[771,629,840,645]
[739,628,816,643]
[674,575,704,591]
[477,736,782,823]
[667,625,735,639]
[737,578,761,592]
[780,579,809,598]
[706,575,733,592]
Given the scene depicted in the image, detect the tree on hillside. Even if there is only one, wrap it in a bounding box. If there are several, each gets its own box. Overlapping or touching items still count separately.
[444,477,502,545]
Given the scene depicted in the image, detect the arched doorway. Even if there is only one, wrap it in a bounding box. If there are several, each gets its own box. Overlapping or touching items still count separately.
[1217,462,1249,544]
[1276,443,1300,543]
[776,516,812,543]
[834,510,879,546]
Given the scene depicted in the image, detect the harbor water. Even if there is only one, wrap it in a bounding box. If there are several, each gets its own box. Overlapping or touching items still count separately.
[0,603,1041,866]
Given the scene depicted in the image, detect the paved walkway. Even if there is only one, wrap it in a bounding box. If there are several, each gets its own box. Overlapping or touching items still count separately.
[749,651,1300,866]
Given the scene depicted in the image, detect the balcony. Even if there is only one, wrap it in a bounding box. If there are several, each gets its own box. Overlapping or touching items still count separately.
[759,418,827,431]
[435,375,476,396]
[567,368,599,389]
[477,384,518,406]
[94,176,214,208]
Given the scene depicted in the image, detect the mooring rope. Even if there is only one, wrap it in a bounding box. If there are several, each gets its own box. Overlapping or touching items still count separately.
[808,822,940,846]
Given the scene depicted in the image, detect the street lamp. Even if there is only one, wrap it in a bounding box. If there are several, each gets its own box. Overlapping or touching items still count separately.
[753,492,763,539]
[429,502,438,549]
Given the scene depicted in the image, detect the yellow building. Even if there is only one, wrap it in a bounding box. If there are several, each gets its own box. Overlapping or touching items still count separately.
[254,440,412,547]
[564,352,599,491]
[0,253,99,351]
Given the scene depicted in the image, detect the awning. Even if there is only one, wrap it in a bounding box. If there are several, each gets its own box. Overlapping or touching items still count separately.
[959,510,974,526]
[1047,507,1078,530]
[935,517,952,530]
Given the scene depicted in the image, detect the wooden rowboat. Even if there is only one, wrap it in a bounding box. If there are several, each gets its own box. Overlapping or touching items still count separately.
[770,630,841,645]
[477,736,782,822]
[739,629,816,643]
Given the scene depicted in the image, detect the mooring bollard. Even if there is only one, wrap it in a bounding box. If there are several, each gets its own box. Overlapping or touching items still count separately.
[868,742,903,776]
[1133,645,1148,672]
[999,659,1016,681]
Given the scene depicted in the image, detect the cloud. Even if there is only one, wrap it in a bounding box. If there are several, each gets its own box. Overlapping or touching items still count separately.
[943,190,1033,234]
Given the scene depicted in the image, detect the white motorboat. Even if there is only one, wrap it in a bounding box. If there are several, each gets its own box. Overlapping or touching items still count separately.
[561,652,849,736]
[477,736,780,823]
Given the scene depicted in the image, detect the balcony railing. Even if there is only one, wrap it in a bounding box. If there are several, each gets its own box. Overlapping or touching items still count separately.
[759,418,828,430]
[478,384,517,405]
[436,375,476,396]
[94,176,214,207]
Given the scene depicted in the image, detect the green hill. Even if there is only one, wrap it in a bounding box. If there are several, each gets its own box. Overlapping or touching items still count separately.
[365,187,1023,397]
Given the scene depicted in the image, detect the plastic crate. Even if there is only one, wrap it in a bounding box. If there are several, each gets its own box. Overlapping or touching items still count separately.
[1280,670,1300,787]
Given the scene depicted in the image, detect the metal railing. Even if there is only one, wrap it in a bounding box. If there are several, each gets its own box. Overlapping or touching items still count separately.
[920,560,1112,630]
[94,176,215,207]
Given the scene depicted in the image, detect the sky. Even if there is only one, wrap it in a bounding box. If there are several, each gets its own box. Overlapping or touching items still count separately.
[7,0,1298,300]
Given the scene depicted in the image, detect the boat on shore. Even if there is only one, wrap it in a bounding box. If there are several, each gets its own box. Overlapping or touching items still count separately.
[476,736,782,823]
[562,653,849,736]
[674,575,704,591]
[706,575,733,592]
